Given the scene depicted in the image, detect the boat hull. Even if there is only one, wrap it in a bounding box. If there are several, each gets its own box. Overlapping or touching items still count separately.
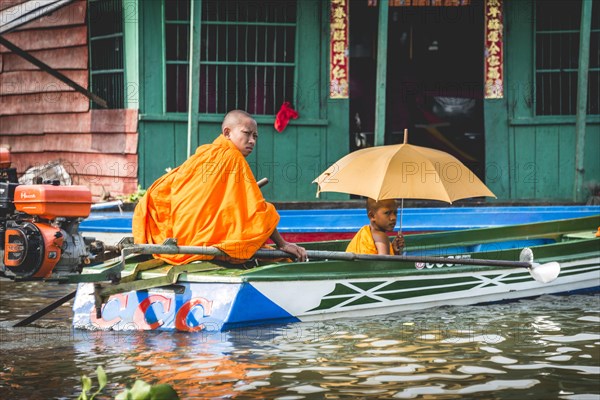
[72,237,600,332]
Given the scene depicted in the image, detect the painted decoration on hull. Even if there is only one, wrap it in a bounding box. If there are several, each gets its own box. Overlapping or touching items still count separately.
[72,282,299,332]
[72,282,236,332]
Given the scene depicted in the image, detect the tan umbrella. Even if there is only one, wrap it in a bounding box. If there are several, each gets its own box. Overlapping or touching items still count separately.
[313,130,496,203]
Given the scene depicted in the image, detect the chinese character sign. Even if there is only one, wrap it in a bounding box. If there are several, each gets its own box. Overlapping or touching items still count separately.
[330,0,349,99]
[484,0,503,99]
[370,0,472,6]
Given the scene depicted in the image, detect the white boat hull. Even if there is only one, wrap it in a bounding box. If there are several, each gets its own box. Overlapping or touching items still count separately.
[72,255,600,332]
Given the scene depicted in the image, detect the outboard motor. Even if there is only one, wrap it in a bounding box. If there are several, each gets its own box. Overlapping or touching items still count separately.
[0,148,108,280]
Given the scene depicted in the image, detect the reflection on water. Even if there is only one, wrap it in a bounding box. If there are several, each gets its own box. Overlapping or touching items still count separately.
[1,281,599,399]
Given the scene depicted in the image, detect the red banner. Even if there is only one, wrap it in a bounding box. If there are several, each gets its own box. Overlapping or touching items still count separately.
[330,0,349,99]
[484,0,503,99]
[369,0,472,6]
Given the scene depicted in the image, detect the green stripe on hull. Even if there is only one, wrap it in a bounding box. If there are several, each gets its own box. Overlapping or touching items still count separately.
[351,281,389,291]
[344,296,382,307]
[377,282,481,301]
[376,276,481,292]
[310,297,351,310]
[501,277,535,284]
[309,276,483,312]
[306,257,599,313]
[559,267,600,278]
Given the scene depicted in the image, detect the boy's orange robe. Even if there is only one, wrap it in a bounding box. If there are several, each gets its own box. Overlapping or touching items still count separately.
[345,225,393,255]
[132,134,280,265]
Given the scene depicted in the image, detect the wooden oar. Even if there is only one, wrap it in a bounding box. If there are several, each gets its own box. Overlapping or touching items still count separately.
[13,290,76,327]
[121,243,560,284]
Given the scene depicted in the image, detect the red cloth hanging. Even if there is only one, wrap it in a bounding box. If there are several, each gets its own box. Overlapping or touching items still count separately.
[274,102,299,132]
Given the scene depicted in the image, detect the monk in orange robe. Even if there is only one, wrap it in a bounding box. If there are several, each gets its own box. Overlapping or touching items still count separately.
[346,198,404,255]
[133,110,307,265]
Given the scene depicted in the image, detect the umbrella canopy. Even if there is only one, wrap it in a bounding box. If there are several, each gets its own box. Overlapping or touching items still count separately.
[313,130,495,203]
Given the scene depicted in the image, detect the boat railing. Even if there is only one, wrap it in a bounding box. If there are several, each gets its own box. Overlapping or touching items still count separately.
[400,215,599,251]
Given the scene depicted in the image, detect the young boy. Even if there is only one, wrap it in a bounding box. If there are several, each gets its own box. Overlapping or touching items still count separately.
[346,198,405,255]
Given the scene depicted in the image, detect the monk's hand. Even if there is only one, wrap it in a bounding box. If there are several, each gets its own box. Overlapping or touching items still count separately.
[278,242,308,262]
[392,233,405,255]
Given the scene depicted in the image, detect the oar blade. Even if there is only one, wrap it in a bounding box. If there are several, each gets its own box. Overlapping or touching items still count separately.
[529,262,560,283]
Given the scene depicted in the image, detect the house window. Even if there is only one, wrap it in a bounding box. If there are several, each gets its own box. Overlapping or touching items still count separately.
[164,0,297,114]
[165,0,190,113]
[200,0,297,115]
[535,0,599,115]
[88,0,124,109]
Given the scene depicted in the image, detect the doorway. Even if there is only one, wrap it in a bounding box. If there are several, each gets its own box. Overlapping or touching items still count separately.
[349,0,486,178]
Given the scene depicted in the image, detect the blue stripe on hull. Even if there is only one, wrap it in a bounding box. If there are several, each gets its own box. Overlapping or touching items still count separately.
[222,283,300,330]
[81,206,600,233]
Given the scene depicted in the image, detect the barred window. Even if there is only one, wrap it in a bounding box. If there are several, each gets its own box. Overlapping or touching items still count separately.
[199,0,296,115]
[535,0,599,115]
[165,0,190,113]
[88,0,124,109]
[164,0,297,114]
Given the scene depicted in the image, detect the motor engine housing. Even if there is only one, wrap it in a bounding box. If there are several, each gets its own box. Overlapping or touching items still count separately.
[1,151,108,280]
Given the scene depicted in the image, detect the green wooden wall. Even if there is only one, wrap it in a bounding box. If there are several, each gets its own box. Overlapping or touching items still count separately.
[135,0,349,202]
[485,0,600,202]
[134,0,600,203]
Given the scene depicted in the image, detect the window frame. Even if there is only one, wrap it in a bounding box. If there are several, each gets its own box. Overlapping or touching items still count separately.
[533,0,599,117]
[88,0,126,109]
[163,0,298,116]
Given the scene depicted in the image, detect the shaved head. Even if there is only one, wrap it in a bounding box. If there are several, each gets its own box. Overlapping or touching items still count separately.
[222,110,253,131]
[221,110,258,157]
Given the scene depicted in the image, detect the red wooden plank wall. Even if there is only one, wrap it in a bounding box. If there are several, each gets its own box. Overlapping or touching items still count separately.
[0,0,139,201]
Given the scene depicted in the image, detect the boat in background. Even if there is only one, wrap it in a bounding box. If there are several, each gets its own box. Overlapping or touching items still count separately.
[72,215,600,332]
[81,205,600,241]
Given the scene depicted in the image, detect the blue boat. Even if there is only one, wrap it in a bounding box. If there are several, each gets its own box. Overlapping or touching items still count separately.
[80,205,600,241]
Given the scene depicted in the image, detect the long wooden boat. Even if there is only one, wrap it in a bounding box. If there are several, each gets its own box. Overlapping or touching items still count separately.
[72,215,600,332]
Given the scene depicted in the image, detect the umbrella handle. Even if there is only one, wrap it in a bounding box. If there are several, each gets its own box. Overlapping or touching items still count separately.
[399,198,404,234]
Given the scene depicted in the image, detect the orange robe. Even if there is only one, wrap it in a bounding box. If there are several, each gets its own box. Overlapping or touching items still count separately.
[345,225,393,255]
[132,134,280,265]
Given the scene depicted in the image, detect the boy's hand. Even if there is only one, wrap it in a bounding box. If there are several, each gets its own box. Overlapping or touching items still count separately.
[392,233,405,255]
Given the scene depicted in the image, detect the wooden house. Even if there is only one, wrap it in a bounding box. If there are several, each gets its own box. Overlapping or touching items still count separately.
[0,0,138,200]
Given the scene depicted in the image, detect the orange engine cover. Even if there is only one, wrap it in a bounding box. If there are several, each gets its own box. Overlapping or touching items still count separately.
[4,222,64,278]
[14,185,92,219]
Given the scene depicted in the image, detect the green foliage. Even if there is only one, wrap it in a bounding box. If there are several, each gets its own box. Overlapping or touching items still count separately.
[115,381,179,400]
[118,185,147,203]
[97,366,108,392]
[77,366,179,400]
[77,366,106,400]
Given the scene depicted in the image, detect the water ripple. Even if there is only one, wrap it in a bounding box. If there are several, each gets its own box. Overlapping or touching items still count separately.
[541,333,600,343]
[393,379,540,398]
[506,363,600,374]
[1,287,599,399]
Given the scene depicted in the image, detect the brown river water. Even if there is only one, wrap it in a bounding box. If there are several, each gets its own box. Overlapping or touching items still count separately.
[1,280,599,399]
